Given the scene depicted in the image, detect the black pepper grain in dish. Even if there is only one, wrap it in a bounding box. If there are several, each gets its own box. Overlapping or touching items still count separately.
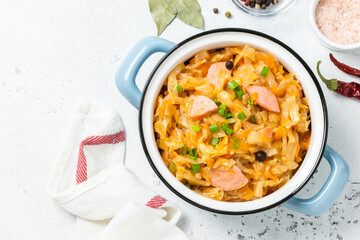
[226,61,234,70]
[242,0,280,10]
[213,8,219,14]
[255,151,267,162]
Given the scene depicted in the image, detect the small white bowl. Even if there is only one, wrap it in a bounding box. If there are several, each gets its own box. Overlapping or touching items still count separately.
[309,0,360,51]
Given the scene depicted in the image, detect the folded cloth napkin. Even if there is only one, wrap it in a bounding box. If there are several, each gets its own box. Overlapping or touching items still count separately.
[46,100,189,240]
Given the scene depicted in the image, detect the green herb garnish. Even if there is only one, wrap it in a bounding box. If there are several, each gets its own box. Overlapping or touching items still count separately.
[237,112,247,121]
[260,66,270,77]
[168,162,176,172]
[191,164,201,173]
[211,137,220,146]
[180,145,187,155]
[227,80,240,91]
[175,84,183,92]
[218,104,227,116]
[235,90,244,99]
[209,124,220,133]
[249,115,256,124]
[232,138,240,149]
[192,124,200,132]
[221,124,234,136]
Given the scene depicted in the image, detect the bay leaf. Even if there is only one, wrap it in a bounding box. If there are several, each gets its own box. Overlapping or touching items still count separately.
[149,0,176,36]
[161,0,204,30]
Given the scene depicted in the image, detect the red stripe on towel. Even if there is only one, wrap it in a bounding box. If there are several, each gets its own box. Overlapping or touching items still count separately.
[146,195,167,208]
[76,130,125,184]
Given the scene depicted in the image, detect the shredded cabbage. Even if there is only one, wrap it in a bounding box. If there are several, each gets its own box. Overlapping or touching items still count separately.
[154,45,311,202]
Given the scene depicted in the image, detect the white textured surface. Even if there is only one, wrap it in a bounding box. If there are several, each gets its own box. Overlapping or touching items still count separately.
[0,0,359,239]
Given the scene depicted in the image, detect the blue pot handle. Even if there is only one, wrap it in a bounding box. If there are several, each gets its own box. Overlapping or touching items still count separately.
[283,145,349,216]
[115,37,176,109]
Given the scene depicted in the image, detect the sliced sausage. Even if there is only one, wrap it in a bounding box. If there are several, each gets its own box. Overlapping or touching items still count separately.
[246,86,280,113]
[207,62,232,86]
[190,95,218,120]
[210,165,249,191]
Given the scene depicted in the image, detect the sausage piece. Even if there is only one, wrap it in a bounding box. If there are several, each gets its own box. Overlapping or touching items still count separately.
[210,165,248,191]
[207,62,232,86]
[246,86,280,113]
[190,95,218,120]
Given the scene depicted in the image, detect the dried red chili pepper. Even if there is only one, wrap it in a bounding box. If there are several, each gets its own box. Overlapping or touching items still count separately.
[329,53,360,78]
[317,61,360,100]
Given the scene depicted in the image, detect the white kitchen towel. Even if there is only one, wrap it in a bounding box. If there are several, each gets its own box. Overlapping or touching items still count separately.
[46,100,189,240]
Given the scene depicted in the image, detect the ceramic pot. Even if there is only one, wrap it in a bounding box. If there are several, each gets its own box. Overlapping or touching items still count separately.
[116,29,349,215]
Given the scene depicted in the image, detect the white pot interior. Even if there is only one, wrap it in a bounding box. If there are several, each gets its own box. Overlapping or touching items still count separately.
[140,30,326,213]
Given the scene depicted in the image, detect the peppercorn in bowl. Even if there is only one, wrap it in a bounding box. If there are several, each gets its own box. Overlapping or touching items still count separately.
[232,0,297,17]
[116,29,349,215]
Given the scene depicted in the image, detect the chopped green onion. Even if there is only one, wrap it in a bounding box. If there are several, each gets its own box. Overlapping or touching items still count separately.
[232,138,240,149]
[213,98,221,106]
[237,112,247,121]
[227,80,240,91]
[185,183,191,188]
[218,104,227,116]
[211,137,220,146]
[180,146,187,155]
[192,124,200,132]
[248,99,254,105]
[209,124,220,133]
[191,164,201,174]
[189,148,198,157]
[168,162,176,172]
[176,84,183,92]
[221,124,230,131]
[190,156,197,160]
[224,112,233,119]
[249,115,256,124]
[221,124,234,136]
[235,90,244,99]
[260,66,270,77]
[226,128,234,136]
[218,108,226,116]
[228,118,236,124]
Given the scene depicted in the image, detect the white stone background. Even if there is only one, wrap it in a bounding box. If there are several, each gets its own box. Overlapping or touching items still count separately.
[0,0,359,239]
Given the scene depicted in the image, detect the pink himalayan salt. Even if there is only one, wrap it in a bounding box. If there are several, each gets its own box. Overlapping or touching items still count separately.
[315,0,360,45]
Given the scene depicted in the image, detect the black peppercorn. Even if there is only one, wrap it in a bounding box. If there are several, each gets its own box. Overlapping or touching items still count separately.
[213,8,219,14]
[225,61,234,70]
[255,151,267,162]
[245,0,280,9]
